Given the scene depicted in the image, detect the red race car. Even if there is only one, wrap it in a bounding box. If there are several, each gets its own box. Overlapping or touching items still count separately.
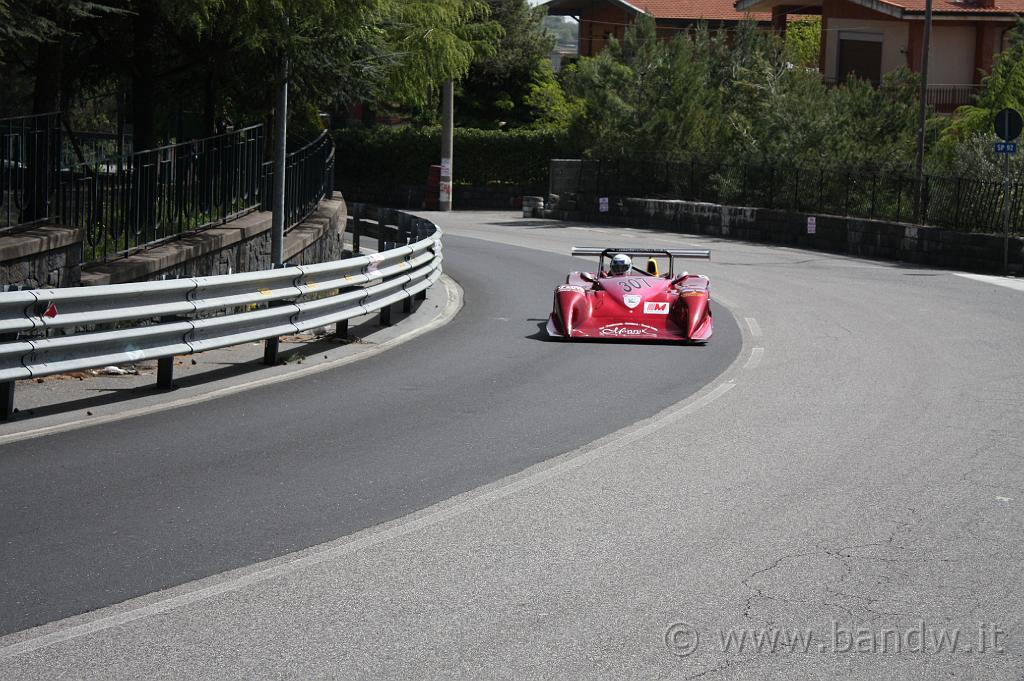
[546,247,713,343]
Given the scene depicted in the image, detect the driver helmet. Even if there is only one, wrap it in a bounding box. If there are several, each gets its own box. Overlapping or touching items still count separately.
[609,253,631,276]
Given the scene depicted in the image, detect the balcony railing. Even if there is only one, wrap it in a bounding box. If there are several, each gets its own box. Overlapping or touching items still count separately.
[822,77,981,113]
[925,83,982,113]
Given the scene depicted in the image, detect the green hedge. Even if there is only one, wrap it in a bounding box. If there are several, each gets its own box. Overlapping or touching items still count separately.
[333,126,573,190]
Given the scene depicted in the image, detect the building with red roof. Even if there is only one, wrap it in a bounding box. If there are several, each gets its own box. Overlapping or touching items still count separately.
[543,0,780,57]
[735,0,1022,109]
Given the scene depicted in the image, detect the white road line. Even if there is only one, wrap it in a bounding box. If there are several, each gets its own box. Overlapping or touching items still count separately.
[954,272,1024,293]
[0,276,463,447]
[0,379,737,659]
[744,347,764,370]
[745,317,763,337]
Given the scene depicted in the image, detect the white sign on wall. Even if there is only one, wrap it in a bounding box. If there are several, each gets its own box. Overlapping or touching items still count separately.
[807,216,817,235]
[599,197,609,213]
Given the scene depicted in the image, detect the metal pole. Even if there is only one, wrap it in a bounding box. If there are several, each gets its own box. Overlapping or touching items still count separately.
[914,0,933,221]
[439,80,454,212]
[265,51,288,366]
[1004,150,1011,275]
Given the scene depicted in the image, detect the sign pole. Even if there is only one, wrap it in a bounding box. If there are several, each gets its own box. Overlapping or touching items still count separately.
[994,108,1022,275]
[1004,149,1011,275]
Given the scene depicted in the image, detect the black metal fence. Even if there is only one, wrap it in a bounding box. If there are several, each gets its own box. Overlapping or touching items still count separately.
[1,112,62,230]
[261,130,335,230]
[61,125,265,262]
[62,131,133,169]
[553,158,1023,235]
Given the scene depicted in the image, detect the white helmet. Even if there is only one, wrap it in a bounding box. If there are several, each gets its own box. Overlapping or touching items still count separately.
[609,253,631,275]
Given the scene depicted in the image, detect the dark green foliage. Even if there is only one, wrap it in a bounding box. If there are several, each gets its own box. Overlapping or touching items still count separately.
[935,19,1024,181]
[333,125,572,189]
[455,0,562,129]
[563,17,924,174]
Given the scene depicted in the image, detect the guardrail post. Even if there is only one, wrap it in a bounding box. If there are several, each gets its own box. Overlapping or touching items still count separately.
[0,381,13,421]
[0,331,17,420]
[154,316,181,388]
[157,356,174,389]
[352,214,361,254]
[263,296,283,364]
[335,319,348,340]
[377,209,389,252]
[377,209,395,326]
[264,336,280,364]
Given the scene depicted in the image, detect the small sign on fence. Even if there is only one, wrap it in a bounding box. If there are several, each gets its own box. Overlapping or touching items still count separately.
[994,142,1018,154]
[807,216,817,234]
[599,197,609,213]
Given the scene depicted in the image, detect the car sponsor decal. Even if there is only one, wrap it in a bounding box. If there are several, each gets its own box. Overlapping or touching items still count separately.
[643,301,670,315]
[623,294,642,309]
[557,285,586,294]
[599,322,658,337]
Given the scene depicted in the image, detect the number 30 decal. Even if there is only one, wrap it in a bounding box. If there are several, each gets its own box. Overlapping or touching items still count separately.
[616,278,650,293]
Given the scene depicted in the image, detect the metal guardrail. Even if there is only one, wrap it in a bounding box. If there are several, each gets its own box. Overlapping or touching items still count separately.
[0,207,443,419]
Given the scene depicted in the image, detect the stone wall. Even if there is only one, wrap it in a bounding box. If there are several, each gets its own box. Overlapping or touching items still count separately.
[80,196,347,285]
[0,225,82,290]
[0,196,348,288]
[539,196,1024,275]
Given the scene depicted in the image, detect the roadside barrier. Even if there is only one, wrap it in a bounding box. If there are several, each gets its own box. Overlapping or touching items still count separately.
[0,206,443,419]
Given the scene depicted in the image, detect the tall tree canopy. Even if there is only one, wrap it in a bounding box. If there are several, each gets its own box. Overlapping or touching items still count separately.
[0,0,498,146]
[454,0,565,129]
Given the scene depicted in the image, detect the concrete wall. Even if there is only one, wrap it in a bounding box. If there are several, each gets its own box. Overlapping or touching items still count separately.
[537,196,1023,275]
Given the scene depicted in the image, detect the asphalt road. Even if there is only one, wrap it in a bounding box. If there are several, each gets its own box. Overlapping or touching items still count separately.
[2,211,1022,679]
[0,233,741,637]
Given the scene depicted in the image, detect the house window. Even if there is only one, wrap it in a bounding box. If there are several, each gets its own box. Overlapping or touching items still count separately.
[837,32,883,86]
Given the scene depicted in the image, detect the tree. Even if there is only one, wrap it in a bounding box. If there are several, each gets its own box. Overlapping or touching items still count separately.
[455,0,561,129]
[561,15,924,173]
[935,20,1024,179]
[380,0,498,109]
[563,15,718,158]
[783,17,821,69]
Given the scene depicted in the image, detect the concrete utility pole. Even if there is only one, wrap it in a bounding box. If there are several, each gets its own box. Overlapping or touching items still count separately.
[440,81,454,212]
[272,55,288,268]
[913,0,933,220]
[265,52,288,366]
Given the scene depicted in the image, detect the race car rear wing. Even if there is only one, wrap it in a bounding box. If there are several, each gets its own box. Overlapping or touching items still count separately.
[571,247,710,278]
